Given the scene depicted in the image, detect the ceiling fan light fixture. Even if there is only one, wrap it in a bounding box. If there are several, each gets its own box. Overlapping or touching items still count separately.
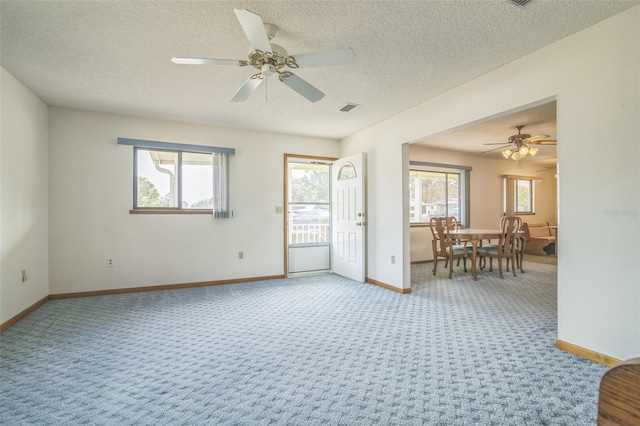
[261,63,276,77]
[503,143,538,162]
[497,125,552,162]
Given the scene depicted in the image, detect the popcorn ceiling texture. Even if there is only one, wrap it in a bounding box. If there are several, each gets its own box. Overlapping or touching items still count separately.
[1,0,637,140]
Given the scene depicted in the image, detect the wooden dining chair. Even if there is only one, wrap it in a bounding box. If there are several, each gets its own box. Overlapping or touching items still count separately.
[476,216,519,278]
[429,217,468,278]
[481,216,525,273]
[444,216,468,267]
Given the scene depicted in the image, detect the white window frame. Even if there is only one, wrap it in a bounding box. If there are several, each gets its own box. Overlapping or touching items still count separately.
[133,147,214,210]
[502,175,537,215]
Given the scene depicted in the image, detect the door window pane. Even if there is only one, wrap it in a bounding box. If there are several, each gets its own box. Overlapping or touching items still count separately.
[289,163,330,203]
[288,162,331,245]
[337,163,356,180]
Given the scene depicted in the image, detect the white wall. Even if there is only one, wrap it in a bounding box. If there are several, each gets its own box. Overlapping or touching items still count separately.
[409,145,557,262]
[342,7,640,360]
[0,68,50,324]
[48,108,339,294]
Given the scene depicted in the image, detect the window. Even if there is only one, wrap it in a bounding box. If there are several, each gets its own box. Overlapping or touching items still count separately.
[337,163,356,180]
[515,179,534,213]
[502,175,536,215]
[134,148,213,209]
[117,138,234,215]
[409,162,470,225]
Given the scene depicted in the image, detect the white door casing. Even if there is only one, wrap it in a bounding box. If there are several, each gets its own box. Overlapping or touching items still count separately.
[331,152,366,282]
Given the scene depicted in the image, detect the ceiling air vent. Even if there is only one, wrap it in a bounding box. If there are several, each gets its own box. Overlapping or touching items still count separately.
[507,0,535,7]
[338,103,360,113]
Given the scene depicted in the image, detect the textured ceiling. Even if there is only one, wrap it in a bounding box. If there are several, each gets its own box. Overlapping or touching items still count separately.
[1,0,638,145]
[415,100,558,165]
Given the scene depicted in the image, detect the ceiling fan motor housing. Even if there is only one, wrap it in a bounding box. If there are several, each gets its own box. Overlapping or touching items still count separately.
[247,42,289,72]
[509,133,531,144]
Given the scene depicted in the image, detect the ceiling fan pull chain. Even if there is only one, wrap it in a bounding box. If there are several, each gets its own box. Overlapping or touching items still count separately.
[265,75,268,101]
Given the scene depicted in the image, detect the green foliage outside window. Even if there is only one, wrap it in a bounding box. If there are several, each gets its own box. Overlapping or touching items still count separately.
[137,177,170,207]
[290,169,329,203]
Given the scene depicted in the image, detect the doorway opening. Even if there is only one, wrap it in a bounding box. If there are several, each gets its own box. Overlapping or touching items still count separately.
[407,99,558,281]
[284,155,335,276]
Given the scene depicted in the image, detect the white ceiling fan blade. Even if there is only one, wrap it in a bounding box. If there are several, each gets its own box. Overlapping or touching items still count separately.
[230,75,264,102]
[530,140,557,145]
[278,72,325,102]
[524,134,550,142]
[171,57,244,66]
[234,9,272,53]
[288,48,356,68]
[480,145,511,154]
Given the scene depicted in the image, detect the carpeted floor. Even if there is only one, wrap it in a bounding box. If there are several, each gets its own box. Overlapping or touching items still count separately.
[1,261,606,425]
[523,253,557,265]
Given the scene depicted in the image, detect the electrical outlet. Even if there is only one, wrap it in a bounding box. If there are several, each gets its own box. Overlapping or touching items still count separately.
[391,255,396,264]
[275,206,283,214]
[107,257,114,267]
[238,252,244,260]
[22,269,29,282]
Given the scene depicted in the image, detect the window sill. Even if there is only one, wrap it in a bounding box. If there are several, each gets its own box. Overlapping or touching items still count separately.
[130,209,213,215]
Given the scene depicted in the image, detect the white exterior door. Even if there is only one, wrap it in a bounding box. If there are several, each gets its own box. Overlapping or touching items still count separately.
[331,152,366,282]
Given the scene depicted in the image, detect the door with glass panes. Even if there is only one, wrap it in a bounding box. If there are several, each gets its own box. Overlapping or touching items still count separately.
[286,158,332,274]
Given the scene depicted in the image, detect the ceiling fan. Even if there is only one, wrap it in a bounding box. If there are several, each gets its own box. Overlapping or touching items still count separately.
[481,125,557,160]
[171,9,356,103]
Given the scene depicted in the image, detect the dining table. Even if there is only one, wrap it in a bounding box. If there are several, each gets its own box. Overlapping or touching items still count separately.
[446,228,524,280]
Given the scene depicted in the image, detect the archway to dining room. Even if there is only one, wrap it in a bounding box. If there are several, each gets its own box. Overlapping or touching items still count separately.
[406,98,558,313]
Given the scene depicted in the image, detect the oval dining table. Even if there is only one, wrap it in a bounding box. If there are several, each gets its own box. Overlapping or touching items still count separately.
[445,228,523,280]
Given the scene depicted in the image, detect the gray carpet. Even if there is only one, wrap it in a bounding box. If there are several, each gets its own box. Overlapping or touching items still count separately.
[523,254,557,265]
[1,262,607,425]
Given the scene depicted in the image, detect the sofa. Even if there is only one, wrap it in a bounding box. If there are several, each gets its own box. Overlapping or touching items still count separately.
[522,222,556,255]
